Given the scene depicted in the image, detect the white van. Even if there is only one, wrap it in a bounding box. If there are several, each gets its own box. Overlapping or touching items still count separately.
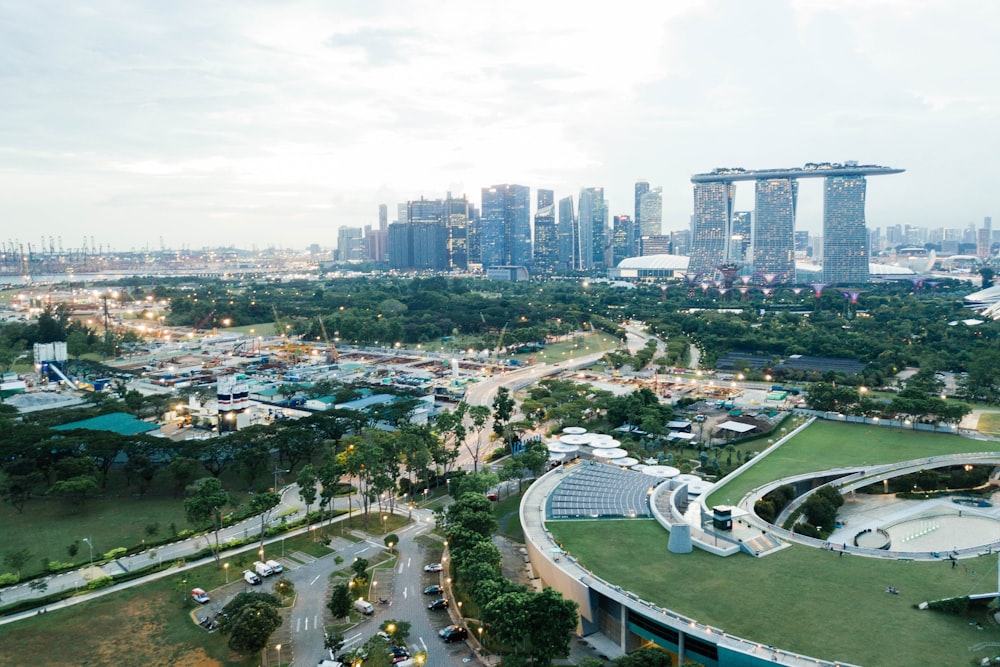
[353,598,375,615]
[266,559,283,574]
[254,561,274,577]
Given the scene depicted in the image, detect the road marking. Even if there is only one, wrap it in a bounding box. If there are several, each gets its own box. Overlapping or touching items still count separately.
[315,614,319,629]
[310,574,321,585]
[403,587,408,599]
[296,617,302,632]
[420,637,428,652]
[407,557,411,569]
[398,563,404,574]
[305,616,309,631]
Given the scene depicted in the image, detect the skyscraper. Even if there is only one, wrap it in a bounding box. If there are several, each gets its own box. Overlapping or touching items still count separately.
[731,211,752,263]
[444,194,470,270]
[611,215,634,267]
[691,163,902,283]
[557,196,576,272]
[689,182,734,279]
[823,175,869,284]
[752,179,797,282]
[578,187,607,269]
[634,180,650,249]
[533,189,558,273]
[480,185,531,267]
[639,187,663,238]
[378,204,388,231]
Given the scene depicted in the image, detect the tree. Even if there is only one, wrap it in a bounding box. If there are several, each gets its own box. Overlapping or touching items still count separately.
[167,456,201,496]
[183,477,229,567]
[220,598,282,655]
[442,492,498,539]
[325,629,346,655]
[297,464,318,520]
[383,533,399,550]
[466,405,491,473]
[524,587,578,665]
[492,387,516,455]
[250,491,281,552]
[47,476,100,507]
[327,582,354,620]
[3,548,32,578]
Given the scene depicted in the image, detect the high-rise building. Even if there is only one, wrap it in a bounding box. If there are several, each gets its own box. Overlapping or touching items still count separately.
[336,226,366,262]
[731,211,752,262]
[387,222,411,270]
[752,179,797,283]
[691,163,902,283]
[611,215,634,267]
[978,216,993,259]
[640,235,672,256]
[444,194,470,270]
[558,196,576,272]
[689,182,734,279]
[533,189,558,273]
[480,185,531,268]
[634,180,650,249]
[379,204,388,231]
[794,230,810,257]
[670,229,691,257]
[412,223,448,270]
[822,175,869,284]
[639,187,663,238]
[578,187,607,269]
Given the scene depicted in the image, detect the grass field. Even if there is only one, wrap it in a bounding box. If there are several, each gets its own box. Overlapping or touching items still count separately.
[511,332,620,365]
[550,420,1000,666]
[977,413,1000,436]
[706,419,1000,508]
[549,519,996,667]
[0,532,333,667]
[1,494,189,579]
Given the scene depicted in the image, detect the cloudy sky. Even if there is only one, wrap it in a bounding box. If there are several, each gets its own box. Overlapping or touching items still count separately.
[1,0,997,251]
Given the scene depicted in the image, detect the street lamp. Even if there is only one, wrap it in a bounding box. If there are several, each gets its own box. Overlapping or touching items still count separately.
[81,537,94,573]
[276,643,282,667]
[224,562,229,583]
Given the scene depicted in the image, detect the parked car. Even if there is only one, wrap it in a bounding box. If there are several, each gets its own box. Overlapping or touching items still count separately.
[424,563,443,572]
[428,598,449,610]
[243,570,261,585]
[266,559,283,574]
[191,588,210,604]
[253,561,274,577]
[423,584,444,595]
[439,625,468,643]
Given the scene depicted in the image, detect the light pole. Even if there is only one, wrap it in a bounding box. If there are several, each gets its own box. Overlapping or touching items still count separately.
[276,643,282,667]
[81,537,94,573]
[224,562,229,583]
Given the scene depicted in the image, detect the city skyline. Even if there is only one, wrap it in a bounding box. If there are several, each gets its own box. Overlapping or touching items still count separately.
[2,1,998,249]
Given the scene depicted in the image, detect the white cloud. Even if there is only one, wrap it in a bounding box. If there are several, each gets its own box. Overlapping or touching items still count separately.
[0,0,997,247]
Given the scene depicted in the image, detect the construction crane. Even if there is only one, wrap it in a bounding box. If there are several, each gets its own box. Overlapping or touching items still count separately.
[194,309,217,332]
[272,305,308,362]
[316,316,339,363]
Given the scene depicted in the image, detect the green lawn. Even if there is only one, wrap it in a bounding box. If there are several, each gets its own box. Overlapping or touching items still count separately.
[707,419,1000,508]
[508,332,620,365]
[549,520,996,667]
[0,559,253,667]
[493,487,526,542]
[0,494,189,579]
[550,420,1000,666]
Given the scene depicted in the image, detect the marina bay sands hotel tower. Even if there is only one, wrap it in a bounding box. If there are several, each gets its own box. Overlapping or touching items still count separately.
[689,162,904,284]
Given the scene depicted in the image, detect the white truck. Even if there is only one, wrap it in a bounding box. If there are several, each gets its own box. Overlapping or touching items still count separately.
[253,561,274,577]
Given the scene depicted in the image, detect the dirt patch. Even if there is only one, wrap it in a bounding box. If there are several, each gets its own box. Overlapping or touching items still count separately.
[493,535,532,587]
